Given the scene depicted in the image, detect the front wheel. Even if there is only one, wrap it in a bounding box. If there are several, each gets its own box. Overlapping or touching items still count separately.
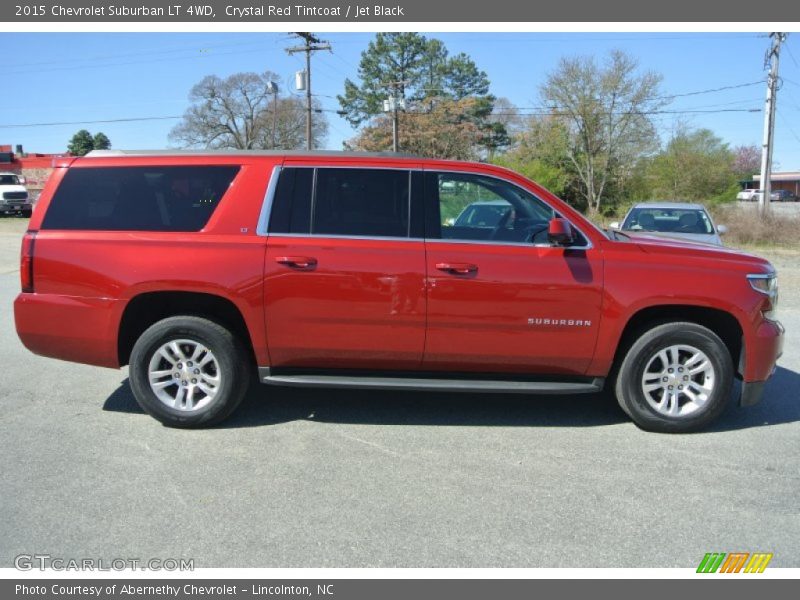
[615,322,734,433]
[129,316,251,428]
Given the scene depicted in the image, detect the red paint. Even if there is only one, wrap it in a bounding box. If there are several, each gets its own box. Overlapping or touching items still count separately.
[14,153,783,390]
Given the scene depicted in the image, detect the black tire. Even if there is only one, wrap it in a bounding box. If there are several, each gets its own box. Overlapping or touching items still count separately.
[21,209,32,218]
[129,316,251,428]
[615,322,734,433]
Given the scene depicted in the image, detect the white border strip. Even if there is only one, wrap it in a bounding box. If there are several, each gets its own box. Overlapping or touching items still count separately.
[1,22,799,33]
[2,567,800,579]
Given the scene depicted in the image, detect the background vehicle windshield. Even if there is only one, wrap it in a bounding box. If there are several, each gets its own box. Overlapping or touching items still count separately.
[0,174,20,185]
[622,207,714,234]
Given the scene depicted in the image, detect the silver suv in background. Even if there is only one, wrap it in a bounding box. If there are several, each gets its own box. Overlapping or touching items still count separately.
[609,202,726,246]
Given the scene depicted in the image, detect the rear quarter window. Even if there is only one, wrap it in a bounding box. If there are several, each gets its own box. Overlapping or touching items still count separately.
[41,166,239,231]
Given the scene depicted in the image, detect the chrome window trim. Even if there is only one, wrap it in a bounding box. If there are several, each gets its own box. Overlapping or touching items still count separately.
[266,232,590,250]
[256,165,282,236]
[256,164,594,250]
[267,233,422,243]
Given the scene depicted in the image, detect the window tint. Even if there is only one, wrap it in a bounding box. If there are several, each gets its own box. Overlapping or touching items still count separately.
[42,166,239,231]
[432,172,556,244]
[268,168,313,234]
[622,208,713,235]
[312,168,409,238]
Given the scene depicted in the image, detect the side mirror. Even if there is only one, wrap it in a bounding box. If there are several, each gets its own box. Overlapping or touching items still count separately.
[608,221,620,230]
[548,217,574,246]
[17,176,26,185]
[717,224,728,235]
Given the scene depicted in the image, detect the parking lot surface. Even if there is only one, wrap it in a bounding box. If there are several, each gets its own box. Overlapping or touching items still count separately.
[1,218,798,567]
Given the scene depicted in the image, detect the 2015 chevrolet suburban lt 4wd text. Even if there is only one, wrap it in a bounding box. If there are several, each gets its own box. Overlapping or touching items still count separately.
[14,150,784,432]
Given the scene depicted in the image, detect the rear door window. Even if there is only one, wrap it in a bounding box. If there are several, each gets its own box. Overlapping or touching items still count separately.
[312,168,410,238]
[41,166,239,231]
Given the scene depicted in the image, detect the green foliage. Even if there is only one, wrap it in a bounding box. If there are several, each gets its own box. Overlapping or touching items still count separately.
[647,127,736,202]
[67,129,96,156]
[492,155,570,199]
[340,32,502,156]
[92,132,111,150]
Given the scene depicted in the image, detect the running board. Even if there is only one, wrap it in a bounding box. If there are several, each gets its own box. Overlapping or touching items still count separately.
[258,368,604,395]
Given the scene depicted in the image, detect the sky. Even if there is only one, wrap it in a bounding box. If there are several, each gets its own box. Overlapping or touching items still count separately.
[2,32,800,171]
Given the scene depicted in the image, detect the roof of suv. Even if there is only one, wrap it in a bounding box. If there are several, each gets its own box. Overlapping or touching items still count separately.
[84,149,422,159]
[632,201,707,210]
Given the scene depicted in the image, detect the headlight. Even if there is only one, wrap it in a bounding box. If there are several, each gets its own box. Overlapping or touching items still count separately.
[747,273,778,320]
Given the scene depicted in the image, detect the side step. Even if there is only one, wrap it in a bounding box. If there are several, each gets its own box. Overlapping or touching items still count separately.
[258,368,604,395]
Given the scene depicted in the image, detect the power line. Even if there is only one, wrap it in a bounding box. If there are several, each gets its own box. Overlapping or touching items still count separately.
[656,80,765,100]
[776,109,800,145]
[0,104,761,129]
[0,116,183,129]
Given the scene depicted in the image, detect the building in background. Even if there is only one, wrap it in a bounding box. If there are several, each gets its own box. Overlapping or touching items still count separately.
[0,144,68,199]
[753,172,800,197]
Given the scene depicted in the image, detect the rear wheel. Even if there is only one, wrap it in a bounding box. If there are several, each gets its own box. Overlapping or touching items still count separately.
[615,322,733,433]
[129,316,251,428]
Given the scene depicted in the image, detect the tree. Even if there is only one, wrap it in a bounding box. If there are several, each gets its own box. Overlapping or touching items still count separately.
[540,50,666,214]
[492,115,573,199]
[67,130,96,156]
[346,97,484,160]
[169,71,327,150]
[339,33,503,157]
[647,127,736,201]
[732,144,761,179]
[92,132,111,150]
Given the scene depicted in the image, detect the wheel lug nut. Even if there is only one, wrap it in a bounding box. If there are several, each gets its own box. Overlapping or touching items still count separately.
[177,363,183,369]
[683,376,689,381]
[187,362,193,367]
[678,385,683,390]
[678,367,683,372]
[191,378,197,384]
[194,369,200,375]
[662,377,668,382]
[174,373,180,378]
[181,380,187,386]
[668,385,673,390]
[668,368,674,373]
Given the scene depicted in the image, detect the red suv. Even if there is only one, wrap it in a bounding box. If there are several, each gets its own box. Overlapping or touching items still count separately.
[14,151,783,432]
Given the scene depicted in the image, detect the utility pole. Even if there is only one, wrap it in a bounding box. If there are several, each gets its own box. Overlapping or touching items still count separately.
[267,81,279,149]
[382,81,407,153]
[758,32,786,217]
[286,32,330,151]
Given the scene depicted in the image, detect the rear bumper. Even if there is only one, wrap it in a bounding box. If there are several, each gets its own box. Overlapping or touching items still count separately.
[14,292,120,368]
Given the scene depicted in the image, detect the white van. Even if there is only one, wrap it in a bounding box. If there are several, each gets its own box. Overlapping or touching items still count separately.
[0,172,32,217]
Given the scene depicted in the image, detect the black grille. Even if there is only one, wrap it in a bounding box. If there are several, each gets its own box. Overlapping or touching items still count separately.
[3,191,28,200]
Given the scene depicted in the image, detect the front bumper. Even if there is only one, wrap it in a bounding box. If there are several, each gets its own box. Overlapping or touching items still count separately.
[1,202,32,213]
[739,319,783,407]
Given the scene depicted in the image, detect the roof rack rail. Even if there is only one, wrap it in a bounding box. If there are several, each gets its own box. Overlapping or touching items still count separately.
[84,149,422,159]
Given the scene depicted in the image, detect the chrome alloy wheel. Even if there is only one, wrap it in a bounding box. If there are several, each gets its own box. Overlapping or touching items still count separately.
[147,339,221,412]
[641,344,716,418]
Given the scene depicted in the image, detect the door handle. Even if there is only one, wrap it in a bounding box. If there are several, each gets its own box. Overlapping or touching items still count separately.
[275,256,318,270]
[435,262,478,275]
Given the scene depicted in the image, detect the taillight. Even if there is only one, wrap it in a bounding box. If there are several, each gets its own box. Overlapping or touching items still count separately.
[20,232,36,293]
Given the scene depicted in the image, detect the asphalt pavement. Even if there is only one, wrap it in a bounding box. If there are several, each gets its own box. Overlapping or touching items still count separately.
[1,237,799,568]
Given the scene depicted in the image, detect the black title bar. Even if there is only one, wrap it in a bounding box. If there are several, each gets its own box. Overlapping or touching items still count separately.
[4,0,800,22]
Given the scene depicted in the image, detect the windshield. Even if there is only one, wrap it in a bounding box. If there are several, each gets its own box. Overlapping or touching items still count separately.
[622,207,714,235]
[454,203,512,227]
[0,174,20,185]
